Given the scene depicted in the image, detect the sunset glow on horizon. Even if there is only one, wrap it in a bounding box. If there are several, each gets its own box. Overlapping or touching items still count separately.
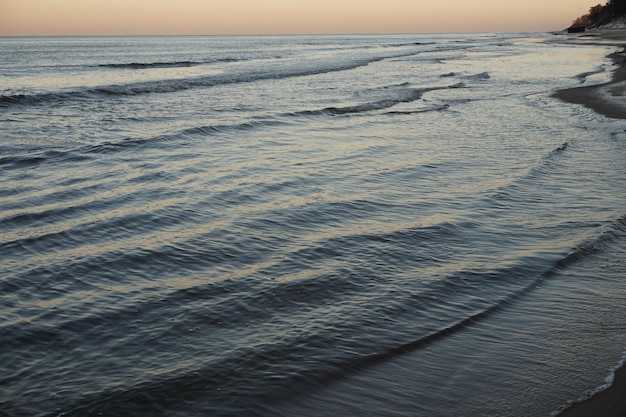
[1,0,598,36]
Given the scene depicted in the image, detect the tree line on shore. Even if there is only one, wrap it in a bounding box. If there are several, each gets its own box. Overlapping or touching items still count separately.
[572,0,626,27]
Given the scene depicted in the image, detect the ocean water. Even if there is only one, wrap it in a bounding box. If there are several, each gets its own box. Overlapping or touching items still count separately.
[1,34,626,417]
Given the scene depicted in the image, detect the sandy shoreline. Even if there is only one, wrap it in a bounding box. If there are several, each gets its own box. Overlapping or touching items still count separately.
[557,361,626,417]
[552,29,626,417]
[552,29,626,119]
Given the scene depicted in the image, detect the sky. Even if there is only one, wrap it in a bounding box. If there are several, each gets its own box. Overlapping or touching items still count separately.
[0,0,598,36]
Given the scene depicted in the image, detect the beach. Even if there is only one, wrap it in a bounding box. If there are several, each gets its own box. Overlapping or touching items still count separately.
[552,29,626,417]
[553,30,626,119]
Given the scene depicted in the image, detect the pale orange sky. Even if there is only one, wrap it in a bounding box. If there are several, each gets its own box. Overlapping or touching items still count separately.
[0,0,597,35]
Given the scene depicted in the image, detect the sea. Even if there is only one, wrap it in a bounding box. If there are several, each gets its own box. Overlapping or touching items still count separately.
[1,33,626,417]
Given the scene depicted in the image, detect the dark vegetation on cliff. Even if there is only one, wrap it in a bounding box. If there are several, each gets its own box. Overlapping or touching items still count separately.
[572,0,626,27]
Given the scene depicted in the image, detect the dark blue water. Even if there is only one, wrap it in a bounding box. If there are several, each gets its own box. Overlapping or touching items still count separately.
[1,34,626,417]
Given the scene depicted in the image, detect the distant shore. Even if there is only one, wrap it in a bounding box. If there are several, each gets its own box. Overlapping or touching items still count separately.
[552,28,626,417]
[553,29,626,119]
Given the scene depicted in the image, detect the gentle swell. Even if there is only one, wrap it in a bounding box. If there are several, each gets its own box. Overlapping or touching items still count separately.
[98,60,202,69]
[0,50,426,108]
[0,83,460,169]
[0,118,290,169]
[575,66,607,83]
[487,140,573,202]
[464,71,491,81]
[30,215,626,417]
[325,84,462,115]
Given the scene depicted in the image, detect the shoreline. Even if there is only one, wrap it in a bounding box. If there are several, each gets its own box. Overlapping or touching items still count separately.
[556,360,626,417]
[552,29,626,417]
[552,29,626,119]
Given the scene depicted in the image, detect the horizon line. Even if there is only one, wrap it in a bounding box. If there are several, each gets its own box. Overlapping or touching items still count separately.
[0,30,559,38]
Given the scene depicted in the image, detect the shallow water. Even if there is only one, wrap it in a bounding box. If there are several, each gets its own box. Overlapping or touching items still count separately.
[1,34,626,417]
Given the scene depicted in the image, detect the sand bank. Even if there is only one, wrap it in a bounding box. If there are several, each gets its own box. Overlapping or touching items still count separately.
[552,29,626,417]
[553,30,626,119]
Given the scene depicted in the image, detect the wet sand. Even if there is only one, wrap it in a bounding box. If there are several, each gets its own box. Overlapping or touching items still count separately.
[553,30,626,119]
[553,29,626,417]
[557,363,626,417]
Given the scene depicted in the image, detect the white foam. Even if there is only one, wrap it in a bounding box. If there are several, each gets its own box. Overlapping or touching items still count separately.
[604,346,626,389]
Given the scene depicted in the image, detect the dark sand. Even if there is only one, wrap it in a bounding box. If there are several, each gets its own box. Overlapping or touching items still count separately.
[553,30,626,119]
[553,29,626,417]
[557,363,626,417]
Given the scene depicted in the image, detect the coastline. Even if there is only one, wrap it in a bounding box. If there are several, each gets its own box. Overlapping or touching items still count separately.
[557,361,626,417]
[553,29,626,417]
[552,29,626,119]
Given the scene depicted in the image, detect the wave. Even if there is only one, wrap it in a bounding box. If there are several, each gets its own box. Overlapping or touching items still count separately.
[486,139,574,204]
[24,213,624,417]
[323,213,626,387]
[386,104,450,115]
[559,212,626,264]
[437,71,489,81]
[0,147,92,170]
[0,117,290,169]
[4,181,624,417]
[574,66,608,83]
[386,41,433,48]
[1,80,462,168]
[97,57,247,70]
[12,200,626,340]
[98,60,202,69]
[0,50,427,108]
[325,83,463,115]
[544,141,570,161]
[464,71,491,81]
